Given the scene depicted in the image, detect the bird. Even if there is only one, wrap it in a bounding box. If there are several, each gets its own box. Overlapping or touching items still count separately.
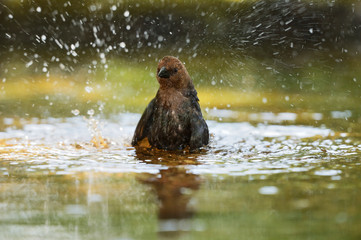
[131,56,209,151]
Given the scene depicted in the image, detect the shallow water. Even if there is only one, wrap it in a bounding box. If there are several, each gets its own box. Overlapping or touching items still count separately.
[1,113,361,239]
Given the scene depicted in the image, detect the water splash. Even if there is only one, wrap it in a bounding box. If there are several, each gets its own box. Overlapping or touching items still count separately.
[1,113,359,177]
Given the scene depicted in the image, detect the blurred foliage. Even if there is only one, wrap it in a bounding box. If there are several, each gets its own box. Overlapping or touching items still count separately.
[0,0,361,119]
[1,0,360,78]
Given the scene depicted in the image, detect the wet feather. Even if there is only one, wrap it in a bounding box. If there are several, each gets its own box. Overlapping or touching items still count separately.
[132,56,209,151]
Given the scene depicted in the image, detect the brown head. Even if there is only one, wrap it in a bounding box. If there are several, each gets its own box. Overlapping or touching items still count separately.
[156,56,193,90]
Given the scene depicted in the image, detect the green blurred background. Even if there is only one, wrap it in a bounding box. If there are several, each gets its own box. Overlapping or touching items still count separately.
[1,0,360,123]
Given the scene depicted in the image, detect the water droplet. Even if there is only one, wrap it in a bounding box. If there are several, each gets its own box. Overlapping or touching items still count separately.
[89,5,97,12]
[87,109,95,116]
[85,86,93,93]
[8,14,13,19]
[36,7,42,13]
[119,42,126,48]
[71,109,80,116]
[25,60,33,68]
[262,98,267,103]
[309,28,313,34]
[124,10,130,17]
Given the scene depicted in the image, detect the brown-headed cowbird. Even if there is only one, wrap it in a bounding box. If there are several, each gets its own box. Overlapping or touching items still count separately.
[132,56,209,150]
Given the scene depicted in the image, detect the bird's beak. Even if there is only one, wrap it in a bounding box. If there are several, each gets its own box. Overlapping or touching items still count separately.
[158,66,170,78]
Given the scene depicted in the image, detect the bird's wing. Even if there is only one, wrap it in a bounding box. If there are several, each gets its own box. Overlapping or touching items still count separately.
[131,98,155,146]
[188,87,199,102]
[188,91,209,150]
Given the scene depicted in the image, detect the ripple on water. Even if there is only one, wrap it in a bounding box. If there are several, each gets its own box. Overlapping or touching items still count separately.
[314,170,342,176]
[0,113,357,177]
[258,186,279,195]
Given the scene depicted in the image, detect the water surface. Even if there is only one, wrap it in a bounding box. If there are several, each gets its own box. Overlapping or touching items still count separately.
[1,113,361,240]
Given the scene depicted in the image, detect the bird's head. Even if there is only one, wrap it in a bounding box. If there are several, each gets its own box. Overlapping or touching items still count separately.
[156,56,192,90]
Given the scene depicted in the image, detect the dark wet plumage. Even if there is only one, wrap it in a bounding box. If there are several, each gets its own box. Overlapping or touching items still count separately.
[131,56,209,150]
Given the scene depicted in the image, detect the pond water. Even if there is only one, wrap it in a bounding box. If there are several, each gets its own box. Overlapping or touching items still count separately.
[1,111,361,240]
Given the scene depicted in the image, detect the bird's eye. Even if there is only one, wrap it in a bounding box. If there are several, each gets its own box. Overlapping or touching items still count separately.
[174,68,178,73]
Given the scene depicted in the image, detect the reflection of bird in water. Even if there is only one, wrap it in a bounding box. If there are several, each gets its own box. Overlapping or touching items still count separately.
[135,148,202,220]
[141,167,201,219]
[132,56,209,151]
[134,146,203,166]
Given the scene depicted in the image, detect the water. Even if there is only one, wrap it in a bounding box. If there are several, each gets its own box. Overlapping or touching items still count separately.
[1,113,361,239]
[0,114,348,175]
